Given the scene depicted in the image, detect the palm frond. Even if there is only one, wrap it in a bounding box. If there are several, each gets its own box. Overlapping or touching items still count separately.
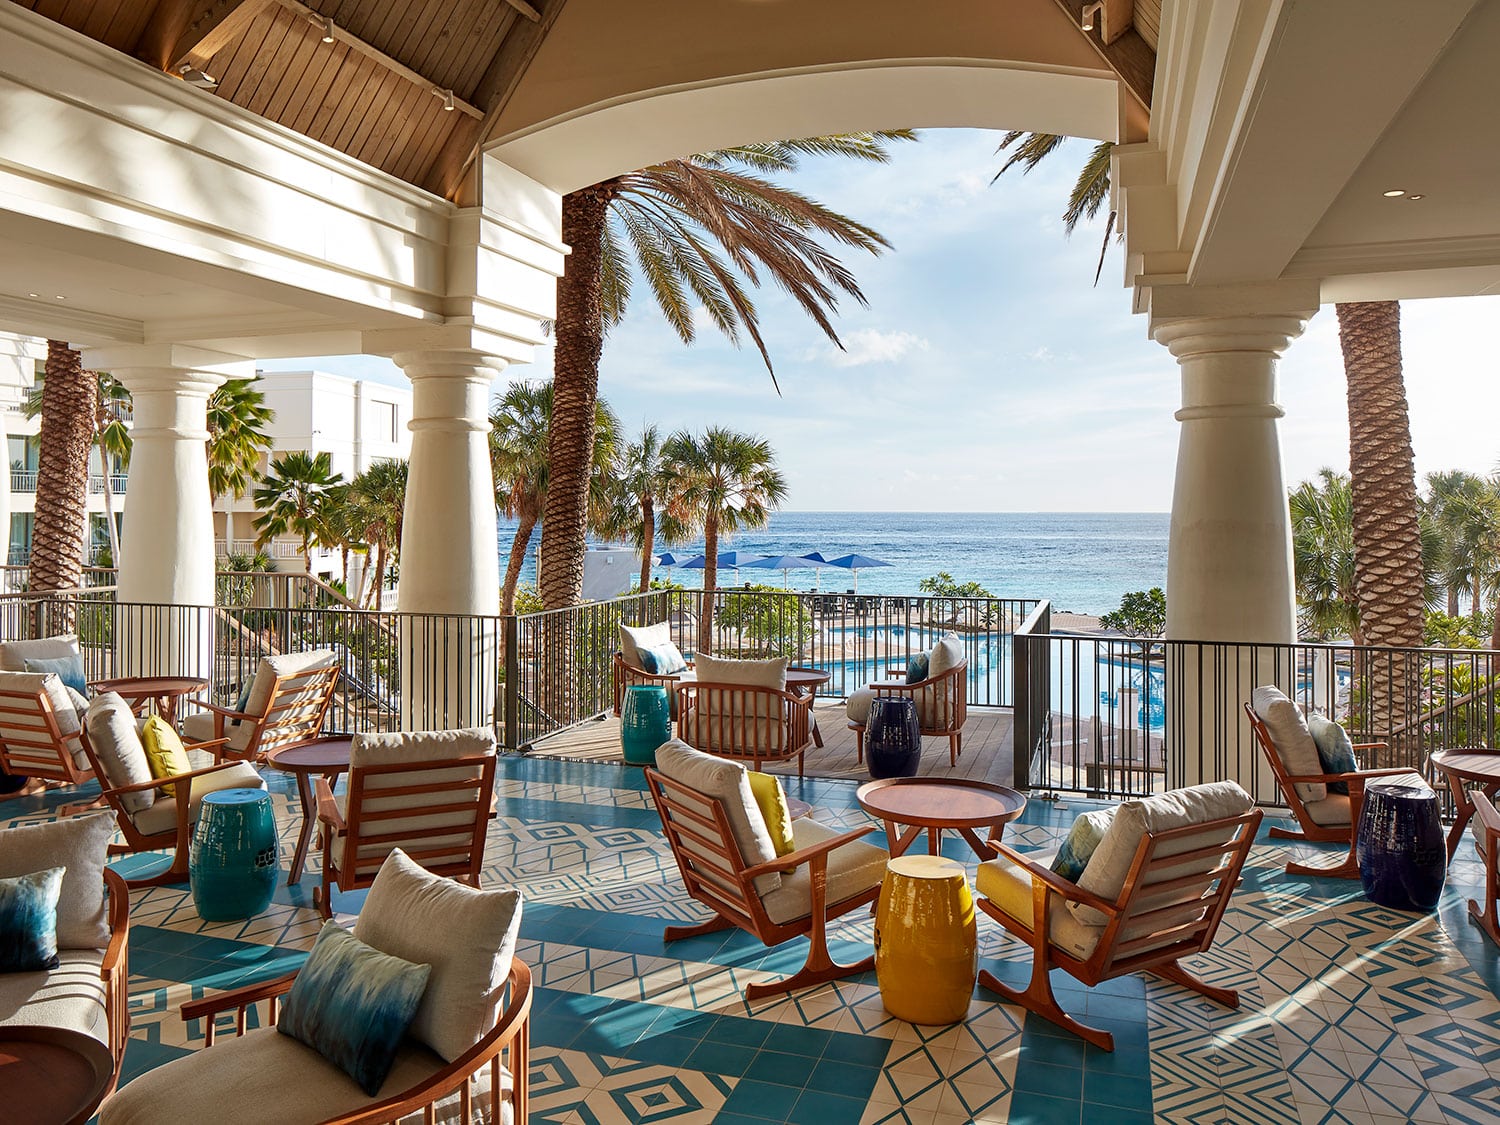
[992,132,1069,182]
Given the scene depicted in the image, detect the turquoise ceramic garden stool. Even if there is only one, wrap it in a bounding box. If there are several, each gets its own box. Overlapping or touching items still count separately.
[621,684,672,767]
[190,787,279,921]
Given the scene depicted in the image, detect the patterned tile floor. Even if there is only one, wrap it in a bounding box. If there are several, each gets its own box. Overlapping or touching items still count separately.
[6,754,1500,1125]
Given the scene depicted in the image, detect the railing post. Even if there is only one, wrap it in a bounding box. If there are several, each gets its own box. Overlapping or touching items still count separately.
[503,613,520,751]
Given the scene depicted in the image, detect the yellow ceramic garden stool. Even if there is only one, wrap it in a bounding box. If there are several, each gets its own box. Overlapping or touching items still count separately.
[874,854,977,1024]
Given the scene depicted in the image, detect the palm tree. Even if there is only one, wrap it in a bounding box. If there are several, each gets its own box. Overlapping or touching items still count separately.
[490,381,618,616]
[349,458,408,609]
[661,428,788,654]
[252,451,342,572]
[1424,470,1494,618]
[1290,471,1362,642]
[538,132,914,610]
[206,379,275,549]
[602,424,687,593]
[28,342,96,595]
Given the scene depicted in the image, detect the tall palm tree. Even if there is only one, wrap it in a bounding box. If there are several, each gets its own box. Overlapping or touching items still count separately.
[349,458,408,609]
[602,424,687,593]
[252,451,342,572]
[538,132,914,610]
[1424,470,1494,618]
[1290,471,1362,642]
[206,379,275,549]
[661,428,788,654]
[29,342,96,595]
[490,381,618,616]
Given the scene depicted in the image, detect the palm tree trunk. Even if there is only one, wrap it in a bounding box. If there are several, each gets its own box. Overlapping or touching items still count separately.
[539,185,615,610]
[638,496,654,593]
[372,541,387,610]
[502,514,536,616]
[1448,585,1459,619]
[1475,572,1484,627]
[98,454,121,566]
[31,342,96,607]
[700,516,719,656]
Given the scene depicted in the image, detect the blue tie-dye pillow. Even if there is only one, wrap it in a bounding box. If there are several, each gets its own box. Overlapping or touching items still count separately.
[906,652,930,684]
[1307,712,1358,795]
[0,866,65,972]
[637,641,687,675]
[278,922,432,1095]
[1050,808,1116,883]
[24,655,88,698]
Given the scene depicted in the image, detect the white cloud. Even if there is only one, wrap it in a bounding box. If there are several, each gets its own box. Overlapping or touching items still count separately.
[821,329,930,368]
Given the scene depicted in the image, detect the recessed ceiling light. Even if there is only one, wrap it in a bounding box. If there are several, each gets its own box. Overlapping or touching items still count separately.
[1382,189,1406,197]
[1408,193,1425,200]
[27,292,38,298]
[54,295,65,300]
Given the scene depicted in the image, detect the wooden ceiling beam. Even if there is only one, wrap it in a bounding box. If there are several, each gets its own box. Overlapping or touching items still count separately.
[1052,0,1155,111]
[502,0,542,22]
[423,0,569,201]
[173,0,280,70]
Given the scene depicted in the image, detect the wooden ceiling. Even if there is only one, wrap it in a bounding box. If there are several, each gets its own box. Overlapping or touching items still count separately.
[12,0,565,199]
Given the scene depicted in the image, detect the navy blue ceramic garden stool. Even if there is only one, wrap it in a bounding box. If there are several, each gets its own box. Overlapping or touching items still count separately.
[867,697,922,779]
[621,684,673,767]
[1356,777,1445,912]
[190,787,279,921]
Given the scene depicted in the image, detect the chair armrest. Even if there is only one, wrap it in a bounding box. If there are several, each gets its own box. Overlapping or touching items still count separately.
[1282,766,1415,786]
[869,680,913,691]
[316,776,346,833]
[184,700,251,721]
[102,758,252,796]
[1474,791,1500,837]
[100,868,129,980]
[741,825,878,879]
[180,971,299,1023]
[988,840,1121,916]
[1352,742,1387,752]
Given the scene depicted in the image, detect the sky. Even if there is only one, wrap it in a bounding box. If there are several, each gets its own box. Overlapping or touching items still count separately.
[261,129,1500,513]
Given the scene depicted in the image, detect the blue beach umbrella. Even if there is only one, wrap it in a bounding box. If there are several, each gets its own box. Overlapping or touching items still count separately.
[654,552,683,582]
[801,551,835,591]
[680,551,766,584]
[743,554,819,589]
[826,552,893,593]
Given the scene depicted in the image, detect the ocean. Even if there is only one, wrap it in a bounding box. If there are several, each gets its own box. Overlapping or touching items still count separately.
[500,511,1169,617]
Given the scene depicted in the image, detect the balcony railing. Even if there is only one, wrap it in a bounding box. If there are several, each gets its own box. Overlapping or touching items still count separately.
[9,471,127,494]
[10,470,35,492]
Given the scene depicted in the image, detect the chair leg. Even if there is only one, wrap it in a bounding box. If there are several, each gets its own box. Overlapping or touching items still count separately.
[1268,825,1315,842]
[1155,961,1240,1009]
[663,915,736,942]
[1284,839,1361,879]
[855,728,864,764]
[978,955,1113,1052]
[744,915,873,1001]
[1469,838,1500,947]
[949,733,959,767]
[313,872,333,921]
[117,850,192,889]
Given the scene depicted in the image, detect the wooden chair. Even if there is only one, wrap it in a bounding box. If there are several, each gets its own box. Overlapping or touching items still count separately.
[314,730,498,919]
[849,658,969,767]
[1243,701,1413,877]
[645,758,887,999]
[675,680,814,775]
[977,806,1263,1051]
[182,652,340,763]
[612,649,693,715]
[1466,790,1500,947]
[0,672,93,786]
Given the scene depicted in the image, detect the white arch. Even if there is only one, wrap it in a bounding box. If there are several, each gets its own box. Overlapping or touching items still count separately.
[487,60,1127,195]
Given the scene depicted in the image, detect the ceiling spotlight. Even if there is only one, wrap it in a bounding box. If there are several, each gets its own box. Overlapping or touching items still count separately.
[434,88,456,111]
[1080,2,1104,32]
[1408,193,1425,200]
[1382,189,1406,197]
[177,63,218,89]
[27,292,38,298]
[319,15,335,43]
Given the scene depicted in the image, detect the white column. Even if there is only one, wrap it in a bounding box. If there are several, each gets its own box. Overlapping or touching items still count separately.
[81,345,251,677]
[388,348,505,730]
[1149,283,1320,793]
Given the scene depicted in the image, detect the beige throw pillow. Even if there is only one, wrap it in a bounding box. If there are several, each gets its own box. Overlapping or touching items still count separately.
[619,622,672,669]
[654,739,781,895]
[0,811,114,948]
[1251,684,1326,803]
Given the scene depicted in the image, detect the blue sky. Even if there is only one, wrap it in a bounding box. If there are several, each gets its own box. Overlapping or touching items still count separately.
[262,129,1500,512]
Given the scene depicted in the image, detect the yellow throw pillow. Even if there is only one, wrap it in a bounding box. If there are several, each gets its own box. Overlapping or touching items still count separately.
[745,770,796,864]
[142,715,191,797]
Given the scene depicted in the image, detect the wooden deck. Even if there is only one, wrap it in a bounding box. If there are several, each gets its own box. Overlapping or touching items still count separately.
[527,699,1020,786]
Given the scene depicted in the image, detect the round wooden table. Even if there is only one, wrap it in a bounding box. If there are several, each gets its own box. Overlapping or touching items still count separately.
[89,675,209,728]
[856,777,1027,860]
[0,1025,114,1125]
[1429,749,1500,860]
[786,667,832,747]
[264,736,354,885]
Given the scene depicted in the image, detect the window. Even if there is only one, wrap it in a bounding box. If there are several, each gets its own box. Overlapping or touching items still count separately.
[373,400,399,442]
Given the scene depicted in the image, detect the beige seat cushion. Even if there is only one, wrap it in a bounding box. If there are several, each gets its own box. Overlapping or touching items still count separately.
[1251,685,1326,803]
[355,848,521,1063]
[0,812,113,947]
[0,634,82,672]
[976,850,1101,960]
[654,739,781,895]
[98,1025,513,1125]
[845,687,874,725]
[86,691,154,814]
[0,948,107,1044]
[1072,781,1253,927]
[1302,794,1352,827]
[619,622,672,669]
[130,761,265,838]
[760,817,888,925]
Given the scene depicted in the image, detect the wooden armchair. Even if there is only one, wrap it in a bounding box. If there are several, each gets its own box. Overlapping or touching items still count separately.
[0,671,92,785]
[1243,701,1413,878]
[1466,790,1500,947]
[181,652,339,763]
[675,680,814,775]
[314,729,498,919]
[977,805,1262,1051]
[849,657,969,767]
[646,751,887,999]
[612,649,693,715]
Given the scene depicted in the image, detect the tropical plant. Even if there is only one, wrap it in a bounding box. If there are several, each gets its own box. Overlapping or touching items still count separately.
[348,458,408,609]
[1100,588,1168,638]
[1423,470,1500,624]
[919,572,996,599]
[716,584,816,657]
[1290,471,1362,642]
[661,427,788,654]
[28,342,96,598]
[489,382,618,616]
[206,378,275,547]
[601,424,690,594]
[538,132,914,611]
[252,451,342,571]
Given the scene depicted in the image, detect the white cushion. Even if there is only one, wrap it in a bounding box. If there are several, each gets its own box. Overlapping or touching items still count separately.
[619,622,671,670]
[976,850,1101,960]
[0,634,81,672]
[692,653,788,691]
[654,739,781,895]
[687,656,790,754]
[355,849,521,1063]
[760,818,888,925]
[846,687,874,725]
[0,948,107,1045]
[0,669,82,744]
[98,1024,513,1125]
[86,691,154,814]
[0,811,114,948]
[1252,685,1326,803]
[928,632,964,677]
[130,762,265,837]
[1071,781,1253,927]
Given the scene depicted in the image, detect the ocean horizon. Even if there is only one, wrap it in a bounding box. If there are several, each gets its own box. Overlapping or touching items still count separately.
[501,510,1169,617]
